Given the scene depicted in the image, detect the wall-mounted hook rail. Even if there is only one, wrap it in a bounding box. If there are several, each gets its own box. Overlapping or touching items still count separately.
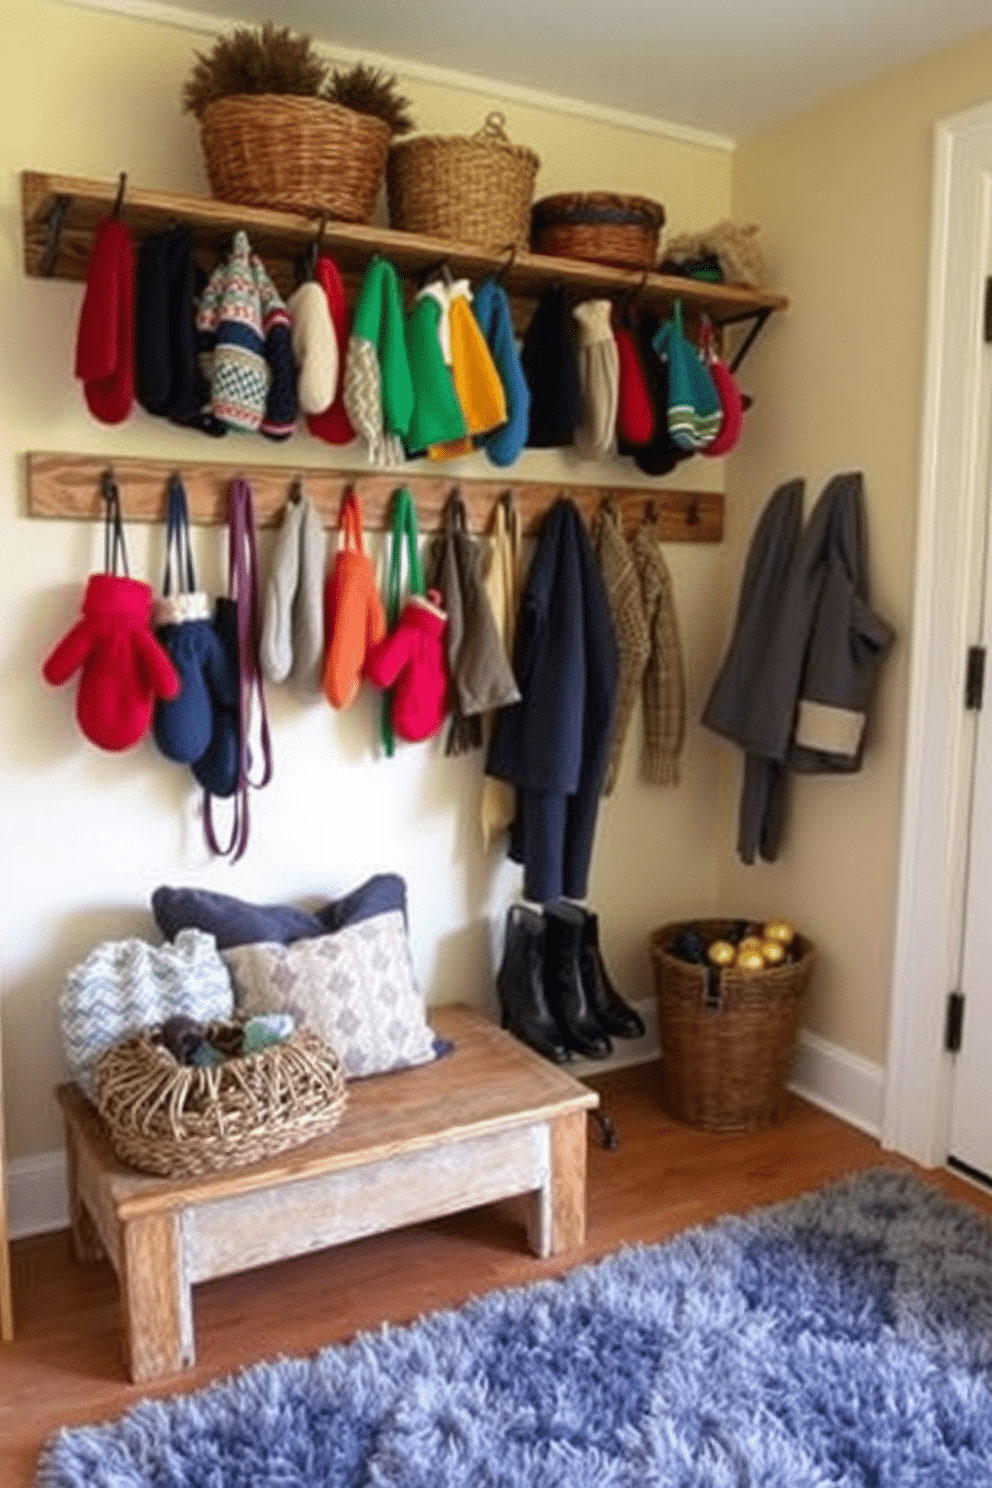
[25,451,725,544]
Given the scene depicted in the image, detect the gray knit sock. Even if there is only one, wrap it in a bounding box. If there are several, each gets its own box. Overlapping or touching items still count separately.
[292,495,327,692]
[261,497,303,683]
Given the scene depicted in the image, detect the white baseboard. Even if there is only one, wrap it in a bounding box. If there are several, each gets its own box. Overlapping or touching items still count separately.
[5,1021,884,1240]
[789,1029,885,1138]
[7,1150,69,1240]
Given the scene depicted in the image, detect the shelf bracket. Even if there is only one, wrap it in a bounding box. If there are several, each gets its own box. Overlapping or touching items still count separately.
[714,305,774,376]
[39,194,72,278]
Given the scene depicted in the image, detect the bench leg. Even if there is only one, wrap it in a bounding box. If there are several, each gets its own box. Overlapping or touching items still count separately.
[63,1115,104,1263]
[527,1110,588,1258]
[120,1213,194,1383]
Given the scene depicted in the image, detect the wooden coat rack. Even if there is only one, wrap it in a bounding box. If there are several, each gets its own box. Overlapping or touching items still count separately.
[26,452,724,542]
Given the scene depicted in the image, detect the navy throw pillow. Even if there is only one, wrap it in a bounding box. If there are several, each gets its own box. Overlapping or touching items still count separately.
[152,874,408,951]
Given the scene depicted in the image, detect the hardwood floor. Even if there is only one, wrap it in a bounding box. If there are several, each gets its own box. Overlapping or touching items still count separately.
[3,1064,991,1486]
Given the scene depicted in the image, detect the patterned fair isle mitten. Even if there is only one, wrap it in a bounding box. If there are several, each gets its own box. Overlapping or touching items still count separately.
[343,335,388,465]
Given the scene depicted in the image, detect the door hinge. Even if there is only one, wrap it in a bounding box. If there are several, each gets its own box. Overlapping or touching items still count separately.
[985,278,992,343]
[966,645,986,709]
[945,990,965,1053]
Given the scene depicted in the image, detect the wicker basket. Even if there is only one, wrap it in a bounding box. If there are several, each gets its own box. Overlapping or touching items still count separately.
[199,94,391,222]
[94,1021,348,1177]
[386,111,540,249]
[530,191,666,270]
[649,920,816,1132]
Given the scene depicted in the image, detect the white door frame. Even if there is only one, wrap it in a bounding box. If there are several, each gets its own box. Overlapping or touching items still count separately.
[883,101,992,1166]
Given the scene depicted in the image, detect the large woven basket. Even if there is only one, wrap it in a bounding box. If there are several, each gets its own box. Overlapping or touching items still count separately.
[199,94,391,222]
[649,920,815,1132]
[94,1021,348,1177]
[386,111,540,249]
[530,191,666,270]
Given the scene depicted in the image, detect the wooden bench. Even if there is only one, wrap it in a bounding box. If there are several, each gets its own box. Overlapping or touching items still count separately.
[57,1003,598,1384]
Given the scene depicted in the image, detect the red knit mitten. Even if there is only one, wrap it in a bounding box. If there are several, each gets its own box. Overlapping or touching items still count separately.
[75,217,135,425]
[43,573,180,751]
[364,594,449,743]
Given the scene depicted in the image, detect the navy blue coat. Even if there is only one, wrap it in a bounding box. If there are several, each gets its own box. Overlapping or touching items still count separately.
[487,498,618,901]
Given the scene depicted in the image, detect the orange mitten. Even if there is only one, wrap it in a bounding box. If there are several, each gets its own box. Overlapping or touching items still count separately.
[323,492,385,709]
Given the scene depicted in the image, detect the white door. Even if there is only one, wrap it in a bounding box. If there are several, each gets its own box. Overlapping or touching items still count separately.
[951,657,992,1182]
[884,101,992,1172]
[948,256,992,1184]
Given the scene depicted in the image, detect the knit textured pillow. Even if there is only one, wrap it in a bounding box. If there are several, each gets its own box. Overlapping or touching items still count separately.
[60,928,234,1100]
[222,910,435,1079]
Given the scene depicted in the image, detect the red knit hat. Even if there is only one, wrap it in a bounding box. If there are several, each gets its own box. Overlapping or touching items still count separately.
[700,321,745,457]
[307,255,356,446]
[704,356,745,456]
[75,217,135,425]
[614,315,655,447]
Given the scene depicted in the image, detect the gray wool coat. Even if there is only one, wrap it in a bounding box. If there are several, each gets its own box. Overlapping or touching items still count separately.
[703,471,893,863]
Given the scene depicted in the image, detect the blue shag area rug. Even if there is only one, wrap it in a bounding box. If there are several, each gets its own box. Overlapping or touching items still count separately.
[36,1167,992,1487]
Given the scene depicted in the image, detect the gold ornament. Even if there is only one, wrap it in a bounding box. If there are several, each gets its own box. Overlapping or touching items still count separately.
[708,940,737,967]
[760,940,786,965]
[736,948,766,970]
[763,919,795,946]
[738,936,763,954]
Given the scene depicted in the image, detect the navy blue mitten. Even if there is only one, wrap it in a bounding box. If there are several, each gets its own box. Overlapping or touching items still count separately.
[191,596,241,797]
[153,478,232,765]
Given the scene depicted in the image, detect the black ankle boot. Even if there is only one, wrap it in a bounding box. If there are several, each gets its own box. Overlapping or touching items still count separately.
[578,910,646,1039]
[496,905,570,1063]
[543,903,612,1059]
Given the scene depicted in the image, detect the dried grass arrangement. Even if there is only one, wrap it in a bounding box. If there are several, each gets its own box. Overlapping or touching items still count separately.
[323,63,414,136]
[182,23,327,120]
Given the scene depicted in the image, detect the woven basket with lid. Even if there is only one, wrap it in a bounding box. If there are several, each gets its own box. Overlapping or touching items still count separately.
[530,191,666,269]
[649,919,815,1132]
[386,111,540,249]
[200,93,391,222]
[95,1020,348,1177]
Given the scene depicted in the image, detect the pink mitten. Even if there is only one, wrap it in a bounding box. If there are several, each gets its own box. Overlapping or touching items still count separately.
[364,594,449,742]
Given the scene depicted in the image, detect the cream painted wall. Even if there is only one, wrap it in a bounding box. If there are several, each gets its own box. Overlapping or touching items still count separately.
[0,0,734,1159]
[727,29,992,1064]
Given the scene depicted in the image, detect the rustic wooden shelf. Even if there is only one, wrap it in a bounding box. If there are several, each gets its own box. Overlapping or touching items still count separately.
[26,451,723,542]
[21,169,788,335]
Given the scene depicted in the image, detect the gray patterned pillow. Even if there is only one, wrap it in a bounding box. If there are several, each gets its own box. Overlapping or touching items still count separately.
[222,910,436,1079]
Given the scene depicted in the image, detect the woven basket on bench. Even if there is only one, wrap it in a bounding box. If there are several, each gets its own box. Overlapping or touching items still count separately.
[649,920,815,1132]
[94,1021,348,1177]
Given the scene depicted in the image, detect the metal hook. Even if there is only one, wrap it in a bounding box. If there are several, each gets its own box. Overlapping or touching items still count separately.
[39,194,72,277]
[644,498,658,527]
[497,243,517,284]
[111,171,127,219]
[416,256,449,291]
